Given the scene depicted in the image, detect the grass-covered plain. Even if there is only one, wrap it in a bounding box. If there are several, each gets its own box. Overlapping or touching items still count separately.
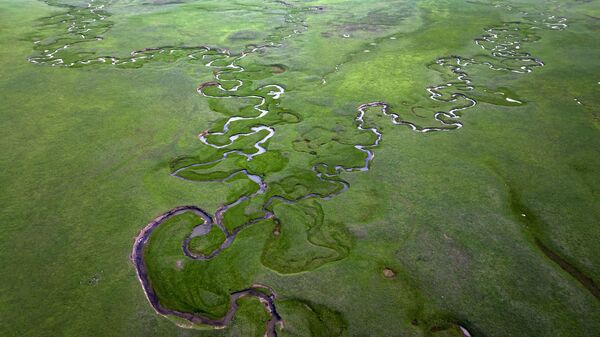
[0,0,599,336]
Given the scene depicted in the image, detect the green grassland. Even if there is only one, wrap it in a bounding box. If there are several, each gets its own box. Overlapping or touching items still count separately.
[0,0,599,336]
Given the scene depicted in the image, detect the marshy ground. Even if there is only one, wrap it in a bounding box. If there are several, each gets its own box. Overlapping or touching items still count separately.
[1,0,599,336]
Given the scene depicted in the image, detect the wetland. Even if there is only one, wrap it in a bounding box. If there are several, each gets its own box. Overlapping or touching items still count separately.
[1,0,599,336]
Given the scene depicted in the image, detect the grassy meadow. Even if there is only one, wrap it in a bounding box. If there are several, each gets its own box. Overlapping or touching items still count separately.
[0,0,598,336]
